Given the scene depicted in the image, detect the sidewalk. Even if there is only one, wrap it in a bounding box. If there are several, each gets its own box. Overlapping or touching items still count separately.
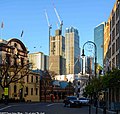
[91,105,119,114]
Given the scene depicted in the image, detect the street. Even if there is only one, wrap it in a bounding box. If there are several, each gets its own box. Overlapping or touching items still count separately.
[0,103,116,114]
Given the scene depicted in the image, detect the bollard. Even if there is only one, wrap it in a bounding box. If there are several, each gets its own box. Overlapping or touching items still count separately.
[116,110,118,114]
[89,104,91,114]
[103,106,106,114]
[96,105,98,114]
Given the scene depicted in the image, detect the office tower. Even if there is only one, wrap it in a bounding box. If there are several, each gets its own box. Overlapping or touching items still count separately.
[104,0,120,69]
[29,52,49,71]
[65,27,80,74]
[94,22,105,69]
[86,56,94,75]
[49,29,66,75]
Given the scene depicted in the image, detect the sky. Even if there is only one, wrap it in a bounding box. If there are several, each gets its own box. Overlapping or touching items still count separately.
[0,0,116,55]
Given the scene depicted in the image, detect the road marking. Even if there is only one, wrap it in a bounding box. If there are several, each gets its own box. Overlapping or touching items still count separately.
[46,103,54,107]
[46,103,62,107]
[0,105,12,111]
[0,104,19,111]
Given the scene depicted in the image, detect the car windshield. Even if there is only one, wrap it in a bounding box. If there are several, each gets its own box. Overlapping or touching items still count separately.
[67,96,77,100]
[79,98,87,100]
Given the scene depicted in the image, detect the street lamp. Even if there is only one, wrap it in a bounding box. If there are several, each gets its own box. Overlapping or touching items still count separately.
[81,41,97,78]
[81,41,98,114]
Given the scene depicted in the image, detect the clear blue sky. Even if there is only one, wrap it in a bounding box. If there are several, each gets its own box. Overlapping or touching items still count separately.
[0,0,116,55]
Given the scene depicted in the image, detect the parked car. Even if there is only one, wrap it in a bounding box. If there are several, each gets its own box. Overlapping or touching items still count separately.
[64,96,81,108]
[79,97,90,105]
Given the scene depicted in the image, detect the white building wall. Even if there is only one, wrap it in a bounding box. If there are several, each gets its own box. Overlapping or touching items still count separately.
[29,52,45,70]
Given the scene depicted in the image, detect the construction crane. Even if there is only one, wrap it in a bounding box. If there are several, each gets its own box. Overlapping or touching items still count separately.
[52,0,63,35]
[44,9,52,55]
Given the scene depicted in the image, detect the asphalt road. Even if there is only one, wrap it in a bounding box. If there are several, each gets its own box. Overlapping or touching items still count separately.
[0,103,117,114]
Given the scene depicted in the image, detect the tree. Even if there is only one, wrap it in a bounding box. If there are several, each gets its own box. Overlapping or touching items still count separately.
[48,70,57,80]
[0,57,32,90]
[84,76,103,97]
[102,68,120,88]
[40,70,52,102]
[84,68,120,97]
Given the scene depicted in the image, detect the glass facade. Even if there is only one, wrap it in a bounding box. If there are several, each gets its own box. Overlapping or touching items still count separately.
[94,23,105,68]
[65,27,80,74]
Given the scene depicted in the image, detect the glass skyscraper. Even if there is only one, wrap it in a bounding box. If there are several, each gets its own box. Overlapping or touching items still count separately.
[65,27,80,74]
[94,22,105,68]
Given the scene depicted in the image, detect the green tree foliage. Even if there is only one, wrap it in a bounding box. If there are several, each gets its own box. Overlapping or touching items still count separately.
[102,68,120,88]
[84,77,103,97]
[0,57,32,90]
[84,68,120,97]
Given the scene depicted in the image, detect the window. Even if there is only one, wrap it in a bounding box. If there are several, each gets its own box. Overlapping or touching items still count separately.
[112,13,115,27]
[36,76,38,83]
[27,75,29,82]
[116,37,119,51]
[31,76,33,82]
[112,29,115,41]
[6,54,10,65]
[26,87,28,95]
[31,88,33,95]
[110,20,112,31]
[21,58,24,66]
[110,34,111,44]
[119,37,120,49]
[112,43,115,55]
[108,48,111,58]
[116,53,119,67]
[14,57,17,66]
[112,58,115,68]
[116,21,119,36]
[14,43,17,47]
[14,85,17,93]
[36,88,38,95]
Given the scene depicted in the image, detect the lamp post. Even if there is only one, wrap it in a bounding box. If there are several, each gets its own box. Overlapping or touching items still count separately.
[81,41,97,114]
[81,41,97,78]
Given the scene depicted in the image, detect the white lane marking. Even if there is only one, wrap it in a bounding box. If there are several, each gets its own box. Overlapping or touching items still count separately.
[46,103,54,107]
[0,105,12,111]
[46,103,62,107]
[0,104,19,111]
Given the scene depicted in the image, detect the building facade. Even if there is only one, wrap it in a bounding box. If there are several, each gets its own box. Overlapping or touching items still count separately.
[65,27,80,74]
[49,29,66,75]
[0,38,40,102]
[104,0,120,69]
[86,56,94,75]
[103,0,120,110]
[104,19,111,72]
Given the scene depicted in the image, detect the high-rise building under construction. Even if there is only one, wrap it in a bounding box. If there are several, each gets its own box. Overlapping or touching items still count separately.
[49,29,66,75]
